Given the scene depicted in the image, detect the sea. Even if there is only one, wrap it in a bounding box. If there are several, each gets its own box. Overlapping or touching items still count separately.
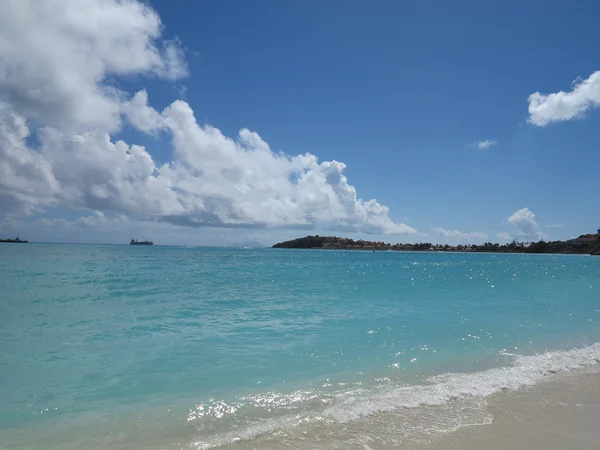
[1,244,599,449]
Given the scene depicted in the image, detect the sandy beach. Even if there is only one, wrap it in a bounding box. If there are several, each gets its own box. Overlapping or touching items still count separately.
[212,363,600,450]
[418,366,600,450]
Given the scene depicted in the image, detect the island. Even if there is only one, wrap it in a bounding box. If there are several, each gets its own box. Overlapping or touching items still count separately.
[273,229,600,255]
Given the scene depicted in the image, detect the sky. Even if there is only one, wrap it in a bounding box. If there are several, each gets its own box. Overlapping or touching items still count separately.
[0,0,599,246]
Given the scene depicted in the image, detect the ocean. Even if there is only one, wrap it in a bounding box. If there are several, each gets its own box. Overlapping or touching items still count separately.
[1,244,599,449]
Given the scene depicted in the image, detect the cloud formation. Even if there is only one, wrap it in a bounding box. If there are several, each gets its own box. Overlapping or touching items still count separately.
[528,71,600,126]
[468,140,497,150]
[0,0,415,235]
[0,0,187,132]
[431,227,488,241]
[507,207,537,234]
[505,207,548,241]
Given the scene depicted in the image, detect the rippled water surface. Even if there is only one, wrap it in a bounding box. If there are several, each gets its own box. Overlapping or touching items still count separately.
[1,244,599,448]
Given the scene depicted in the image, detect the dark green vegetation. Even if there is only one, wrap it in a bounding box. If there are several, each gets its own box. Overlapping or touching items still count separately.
[273,229,600,255]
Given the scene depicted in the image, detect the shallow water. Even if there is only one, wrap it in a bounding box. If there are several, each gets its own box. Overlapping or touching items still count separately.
[1,245,599,448]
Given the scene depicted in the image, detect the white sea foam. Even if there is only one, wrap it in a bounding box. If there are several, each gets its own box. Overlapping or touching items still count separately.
[324,342,600,423]
[190,342,600,448]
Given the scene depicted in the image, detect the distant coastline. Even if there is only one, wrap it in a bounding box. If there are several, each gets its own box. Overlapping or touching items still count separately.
[273,232,600,255]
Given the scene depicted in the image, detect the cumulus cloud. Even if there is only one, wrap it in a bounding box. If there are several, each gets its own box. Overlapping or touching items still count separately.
[505,207,548,241]
[468,140,497,150]
[0,104,60,212]
[0,0,187,132]
[507,207,537,234]
[528,71,600,126]
[0,0,414,235]
[431,227,488,241]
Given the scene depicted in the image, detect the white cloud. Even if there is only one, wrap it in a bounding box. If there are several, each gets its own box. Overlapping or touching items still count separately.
[528,71,600,126]
[0,0,187,132]
[0,0,415,236]
[0,103,60,213]
[468,140,497,150]
[1,214,132,243]
[123,90,166,135]
[497,232,512,241]
[36,212,128,229]
[1,214,293,247]
[545,223,564,228]
[507,207,537,234]
[431,227,488,241]
[505,207,548,241]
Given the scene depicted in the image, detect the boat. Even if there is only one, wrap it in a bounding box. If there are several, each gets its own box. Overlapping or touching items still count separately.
[0,236,28,243]
[130,238,153,246]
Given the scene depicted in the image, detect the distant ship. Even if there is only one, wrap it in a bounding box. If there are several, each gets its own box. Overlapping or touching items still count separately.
[0,236,28,243]
[130,238,153,246]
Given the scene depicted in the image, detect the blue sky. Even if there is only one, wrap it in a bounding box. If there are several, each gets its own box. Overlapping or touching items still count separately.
[0,0,598,245]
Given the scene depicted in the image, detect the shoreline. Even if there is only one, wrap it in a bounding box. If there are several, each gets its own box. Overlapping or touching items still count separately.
[2,351,600,449]
[418,365,600,450]
[203,361,600,450]
[285,247,598,256]
[272,234,600,255]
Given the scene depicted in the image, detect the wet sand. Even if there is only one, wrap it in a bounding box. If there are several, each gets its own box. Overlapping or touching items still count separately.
[219,364,600,450]
[420,366,600,450]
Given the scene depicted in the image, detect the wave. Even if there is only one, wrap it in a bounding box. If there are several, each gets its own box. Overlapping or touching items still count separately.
[189,342,600,448]
[325,341,600,422]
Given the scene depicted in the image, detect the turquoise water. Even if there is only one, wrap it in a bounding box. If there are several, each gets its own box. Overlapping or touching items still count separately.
[1,244,600,449]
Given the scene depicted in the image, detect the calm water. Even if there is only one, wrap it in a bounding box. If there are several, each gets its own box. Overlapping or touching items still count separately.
[1,244,599,449]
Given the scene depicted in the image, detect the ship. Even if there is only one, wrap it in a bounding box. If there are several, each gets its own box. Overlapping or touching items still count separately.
[0,236,28,243]
[130,238,153,246]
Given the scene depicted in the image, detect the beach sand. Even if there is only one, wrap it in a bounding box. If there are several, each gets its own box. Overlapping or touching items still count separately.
[214,364,600,450]
[211,365,600,450]
[418,366,600,450]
